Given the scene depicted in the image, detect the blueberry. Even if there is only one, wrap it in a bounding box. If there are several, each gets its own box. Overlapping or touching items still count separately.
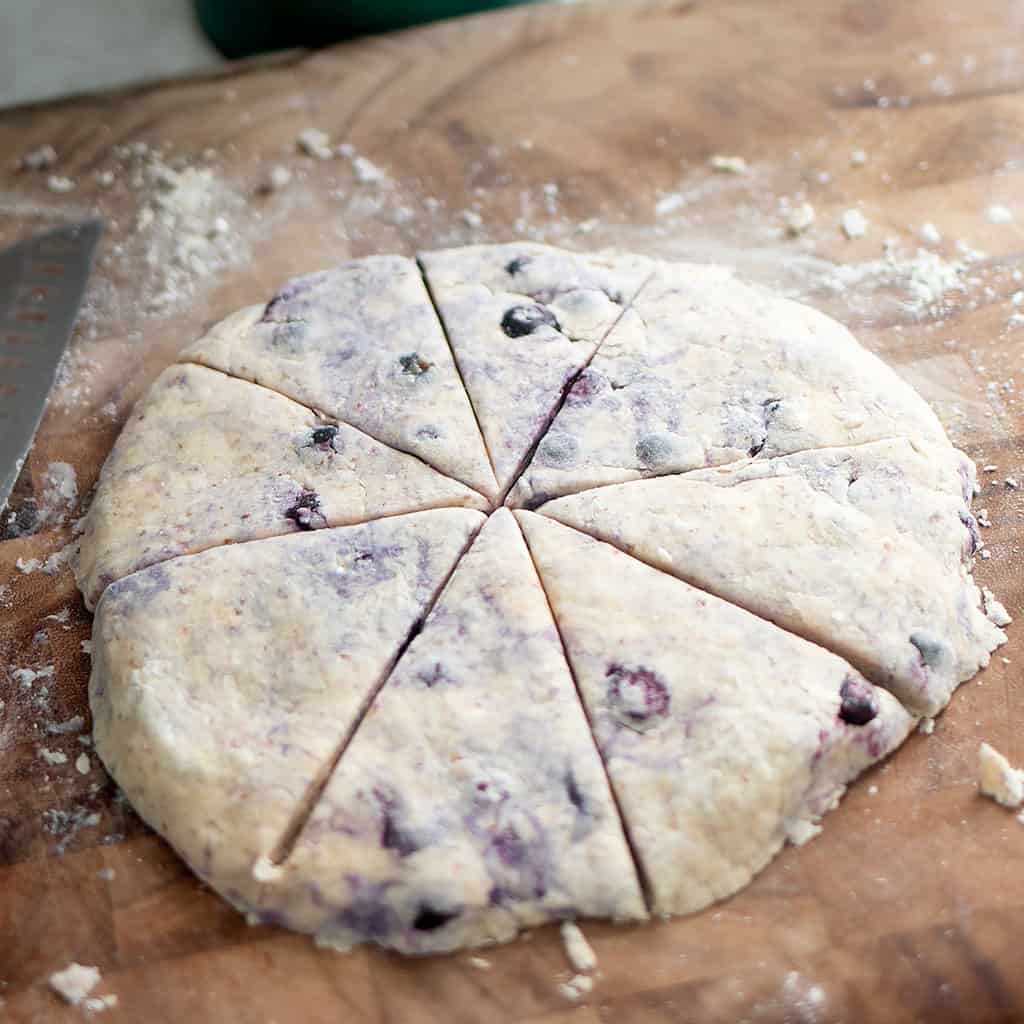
[536,432,578,468]
[748,397,782,457]
[285,489,326,530]
[501,304,560,338]
[958,509,981,556]
[311,425,339,447]
[339,897,396,940]
[412,904,459,931]
[909,631,948,669]
[505,256,530,276]
[838,675,879,726]
[635,432,676,469]
[399,352,433,376]
[381,812,419,858]
[606,663,670,731]
[491,825,528,867]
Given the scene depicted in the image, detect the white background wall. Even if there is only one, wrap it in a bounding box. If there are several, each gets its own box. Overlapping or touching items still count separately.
[0,0,224,109]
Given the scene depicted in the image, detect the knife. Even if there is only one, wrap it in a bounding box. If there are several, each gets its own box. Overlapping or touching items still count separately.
[0,220,103,516]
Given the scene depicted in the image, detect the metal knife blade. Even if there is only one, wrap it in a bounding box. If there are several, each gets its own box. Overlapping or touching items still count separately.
[0,220,103,515]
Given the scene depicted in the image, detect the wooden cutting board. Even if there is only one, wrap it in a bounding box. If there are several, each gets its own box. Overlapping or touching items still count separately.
[2,1,1024,1020]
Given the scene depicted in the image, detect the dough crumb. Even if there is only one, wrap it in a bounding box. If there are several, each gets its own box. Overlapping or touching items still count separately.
[97,868,116,881]
[560,974,594,1001]
[986,205,1013,225]
[560,921,598,974]
[977,508,992,528]
[786,819,822,846]
[708,154,747,174]
[21,143,58,170]
[978,742,1024,808]
[39,748,68,766]
[47,174,76,193]
[296,128,333,161]
[49,963,101,1005]
[252,855,284,883]
[76,752,91,775]
[468,956,491,970]
[983,464,999,472]
[840,209,869,239]
[83,994,119,1014]
[918,717,936,735]
[261,165,293,193]
[850,148,868,166]
[919,222,942,245]
[461,210,483,229]
[785,201,816,236]
[982,588,1012,627]
[1005,477,1019,489]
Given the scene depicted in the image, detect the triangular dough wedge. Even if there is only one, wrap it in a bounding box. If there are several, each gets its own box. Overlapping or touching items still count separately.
[517,512,913,916]
[261,509,646,953]
[182,255,499,499]
[75,364,488,610]
[509,261,949,506]
[419,244,652,492]
[538,445,1004,717]
[89,509,484,922]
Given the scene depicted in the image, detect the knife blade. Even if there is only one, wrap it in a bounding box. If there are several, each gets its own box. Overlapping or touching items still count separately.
[0,220,103,515]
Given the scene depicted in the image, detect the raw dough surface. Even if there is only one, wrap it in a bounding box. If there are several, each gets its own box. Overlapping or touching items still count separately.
[90,509,483,915]
[421,243,651,491]
[517,512,913,914]
[74,363,487,609]
[538,441,1004,716]
[183,255,499,499]
[78,245,1006,955]
[257,509,645,952]
[509,261,948,506]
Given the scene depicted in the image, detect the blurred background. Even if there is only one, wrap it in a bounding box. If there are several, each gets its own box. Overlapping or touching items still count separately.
[0,0,531,109]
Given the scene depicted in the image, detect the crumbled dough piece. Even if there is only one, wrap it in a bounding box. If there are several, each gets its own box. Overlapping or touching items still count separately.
[296,129,332,160]
[840,209,869,239]
[39,748,68,766]
[978,742,1024,807]
[708,154,747,174]
[918,717,936,735]
[21,143,58,169]
[983,465,999,473]
[468,956,491,970]
[560,974,594,1000]
[919,222,942,245]
[561,921,598,973]
[261,165,292,192]
[850,149,868,166]
[96,169,115,187]
[460,210,483,228]
[977,508,992,527]
[786,819,823,846]
[49,963,101,1005]
[986,205,1013,224]
[786,201,816,235]
[982,588,1013,627]
[83,994,119,1014]
[76,752,91,775]
[46,175,76,193]
[1006,477,1019,489]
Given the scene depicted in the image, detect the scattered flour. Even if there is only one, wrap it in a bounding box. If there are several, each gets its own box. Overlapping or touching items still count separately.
[296,128,333,161]
[840,209,869,239]
[982,588,1012,627]
[978,742,1024,807]
[708,154,748,174]
[48,963,101,1005]
[20,144,58,170]
[986,204,1013,224]
[560,921,597,973]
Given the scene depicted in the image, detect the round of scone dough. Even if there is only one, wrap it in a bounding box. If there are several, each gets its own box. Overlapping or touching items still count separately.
[78,244,1006,955]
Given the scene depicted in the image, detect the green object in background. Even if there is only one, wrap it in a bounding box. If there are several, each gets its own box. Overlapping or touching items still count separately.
[196,0,529,59]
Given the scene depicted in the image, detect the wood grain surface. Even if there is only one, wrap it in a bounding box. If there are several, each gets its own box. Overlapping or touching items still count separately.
[3,1,1024,1020]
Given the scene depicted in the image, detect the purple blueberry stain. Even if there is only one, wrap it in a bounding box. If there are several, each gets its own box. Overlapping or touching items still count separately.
[536,432,578,469]
[417,661,449,688]
[375,788,420,858]
[566,368,605,408]
[635,432,676,470]
[416,425,441,441]
[606,663,671,732]
[284,488,326,531]
[564,770,587,814]
[501,304,560,338]
[959,509,982,557]
[399,352,433,377]
[838,675,879,726]
[909,631,949,669]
